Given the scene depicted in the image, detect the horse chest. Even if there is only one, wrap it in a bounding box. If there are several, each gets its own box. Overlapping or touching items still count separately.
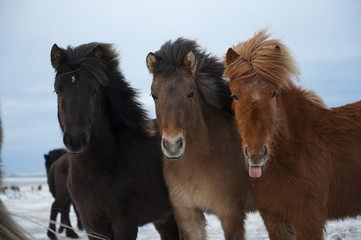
[68,163,124,219]
[164,160,228,212]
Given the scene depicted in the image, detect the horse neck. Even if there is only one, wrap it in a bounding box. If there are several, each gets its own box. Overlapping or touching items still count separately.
[185,98,228,154]
[273,87,328,153]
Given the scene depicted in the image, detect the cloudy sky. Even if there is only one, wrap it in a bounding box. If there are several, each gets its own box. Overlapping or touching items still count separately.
[0,0,360,174]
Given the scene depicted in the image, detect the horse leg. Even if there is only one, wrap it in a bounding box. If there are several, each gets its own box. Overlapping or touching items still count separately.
[61,201,79,238]
[58,214,64,233]
[173,207,206,240]
[153,213,179,240]
[47,200,59,239]
[259,210,295,240]
[111,218,138,240]
[291,214,325,240]
[73,203,83,230]
[218,211,246,240]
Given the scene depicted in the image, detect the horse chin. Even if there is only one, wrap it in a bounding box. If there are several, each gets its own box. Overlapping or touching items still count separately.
[163,151,184,160]
[66,145,88,155]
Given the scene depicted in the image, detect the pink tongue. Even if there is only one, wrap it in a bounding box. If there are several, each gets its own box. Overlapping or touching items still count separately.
[249,166,262,178]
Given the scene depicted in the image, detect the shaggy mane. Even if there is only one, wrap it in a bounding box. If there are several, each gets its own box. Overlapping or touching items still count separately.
[225,29,328,109]
[302,89,329,109]
[60,42,120,86]
[151,38,232,113]
[225,29,300,91]
[58,42,151,137]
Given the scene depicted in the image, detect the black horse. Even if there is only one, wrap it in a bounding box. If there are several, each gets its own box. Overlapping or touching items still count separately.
[50,42,179,239]
[44,148,83,239]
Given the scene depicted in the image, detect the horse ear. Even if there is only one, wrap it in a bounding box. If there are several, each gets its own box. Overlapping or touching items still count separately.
[51,44,66,70]
[44,154,48,161]
[146,53,157,74]
[225,48,240,65]
[184,51,197,75]
[92,45,103,58]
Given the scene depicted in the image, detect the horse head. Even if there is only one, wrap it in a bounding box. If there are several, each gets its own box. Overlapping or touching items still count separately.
[225,29,300,178]
[51,43,107,154]
[147,50,198,160]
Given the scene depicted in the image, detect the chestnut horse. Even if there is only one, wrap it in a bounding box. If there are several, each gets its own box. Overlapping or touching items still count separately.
[51,43,179,240]
[225,29,361,239]
[147,38,256,240]
[44,148,83,239]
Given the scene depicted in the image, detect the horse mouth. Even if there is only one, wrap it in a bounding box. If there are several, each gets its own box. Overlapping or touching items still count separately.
[63,132,89,155]
[163,151,183,160]
[161,136,185,160]
[248,163,265,178]
[67,147,87,155]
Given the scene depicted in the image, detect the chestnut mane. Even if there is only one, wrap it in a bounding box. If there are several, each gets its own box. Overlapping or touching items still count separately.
[225,29,329,109]
[225,29,300,89]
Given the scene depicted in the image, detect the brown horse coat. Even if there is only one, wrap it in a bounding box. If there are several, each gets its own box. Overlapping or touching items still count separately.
[225,29,361,240]
[147,38,256,240]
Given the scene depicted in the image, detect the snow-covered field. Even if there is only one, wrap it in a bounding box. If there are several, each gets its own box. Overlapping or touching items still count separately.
[1,176,360,240]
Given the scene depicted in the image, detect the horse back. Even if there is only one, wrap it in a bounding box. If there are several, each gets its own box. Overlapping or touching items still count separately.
[327,100,361,219]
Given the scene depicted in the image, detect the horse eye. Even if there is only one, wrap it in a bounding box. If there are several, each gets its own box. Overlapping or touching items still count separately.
[187,91,194,98]
[151,93,158,100]
[54,90,60,95]
[231,94,239,101]
[271,91,277,99]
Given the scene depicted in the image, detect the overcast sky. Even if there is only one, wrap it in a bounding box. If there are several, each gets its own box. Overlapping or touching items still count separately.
[0,0,360,174]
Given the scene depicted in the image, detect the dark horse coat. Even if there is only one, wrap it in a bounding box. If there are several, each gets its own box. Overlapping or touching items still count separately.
[44,148,83,239]
[50,43,179,240]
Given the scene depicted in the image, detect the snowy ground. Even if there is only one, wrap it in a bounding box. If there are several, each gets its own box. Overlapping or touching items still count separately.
[1,176,360,240]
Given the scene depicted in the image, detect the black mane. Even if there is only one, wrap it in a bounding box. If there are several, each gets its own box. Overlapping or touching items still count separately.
[61,42,149,137]
[151,38,232,113]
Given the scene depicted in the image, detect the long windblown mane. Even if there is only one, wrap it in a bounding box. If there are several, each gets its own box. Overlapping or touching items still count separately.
[225,29,328,109]
[225,29,300,91]
[59,42,149,137]
[151,38,232,113]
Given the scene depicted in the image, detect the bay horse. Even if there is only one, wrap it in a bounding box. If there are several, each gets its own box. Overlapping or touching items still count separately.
[225,29,361,239]
[146,38,256,240]
[50,43,179,240]
[44,148,83,239]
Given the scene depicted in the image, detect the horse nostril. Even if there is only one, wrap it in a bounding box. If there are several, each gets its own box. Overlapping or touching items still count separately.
[162,138,169,150]
[262,145,268,159]
[63,133,70,146]
[244,146,250,158]
[176,138,184,149]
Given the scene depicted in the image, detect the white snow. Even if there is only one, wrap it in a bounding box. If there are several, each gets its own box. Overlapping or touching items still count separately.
[1,176,360,240]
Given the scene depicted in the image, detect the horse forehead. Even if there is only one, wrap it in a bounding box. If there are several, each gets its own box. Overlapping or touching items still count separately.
[157,75,192,93]
[242,80,269,101]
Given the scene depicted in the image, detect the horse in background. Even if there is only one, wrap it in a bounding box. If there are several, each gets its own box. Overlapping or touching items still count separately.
[50,42,179,239]
[147,38,256,240]
[225,29,361,239]
[0,109,32,239]
[44,148,83,239]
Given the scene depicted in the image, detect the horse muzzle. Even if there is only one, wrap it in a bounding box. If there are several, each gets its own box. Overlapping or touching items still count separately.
[244,145,268,178]
[63,132,89,154]
[161,136,185,160]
